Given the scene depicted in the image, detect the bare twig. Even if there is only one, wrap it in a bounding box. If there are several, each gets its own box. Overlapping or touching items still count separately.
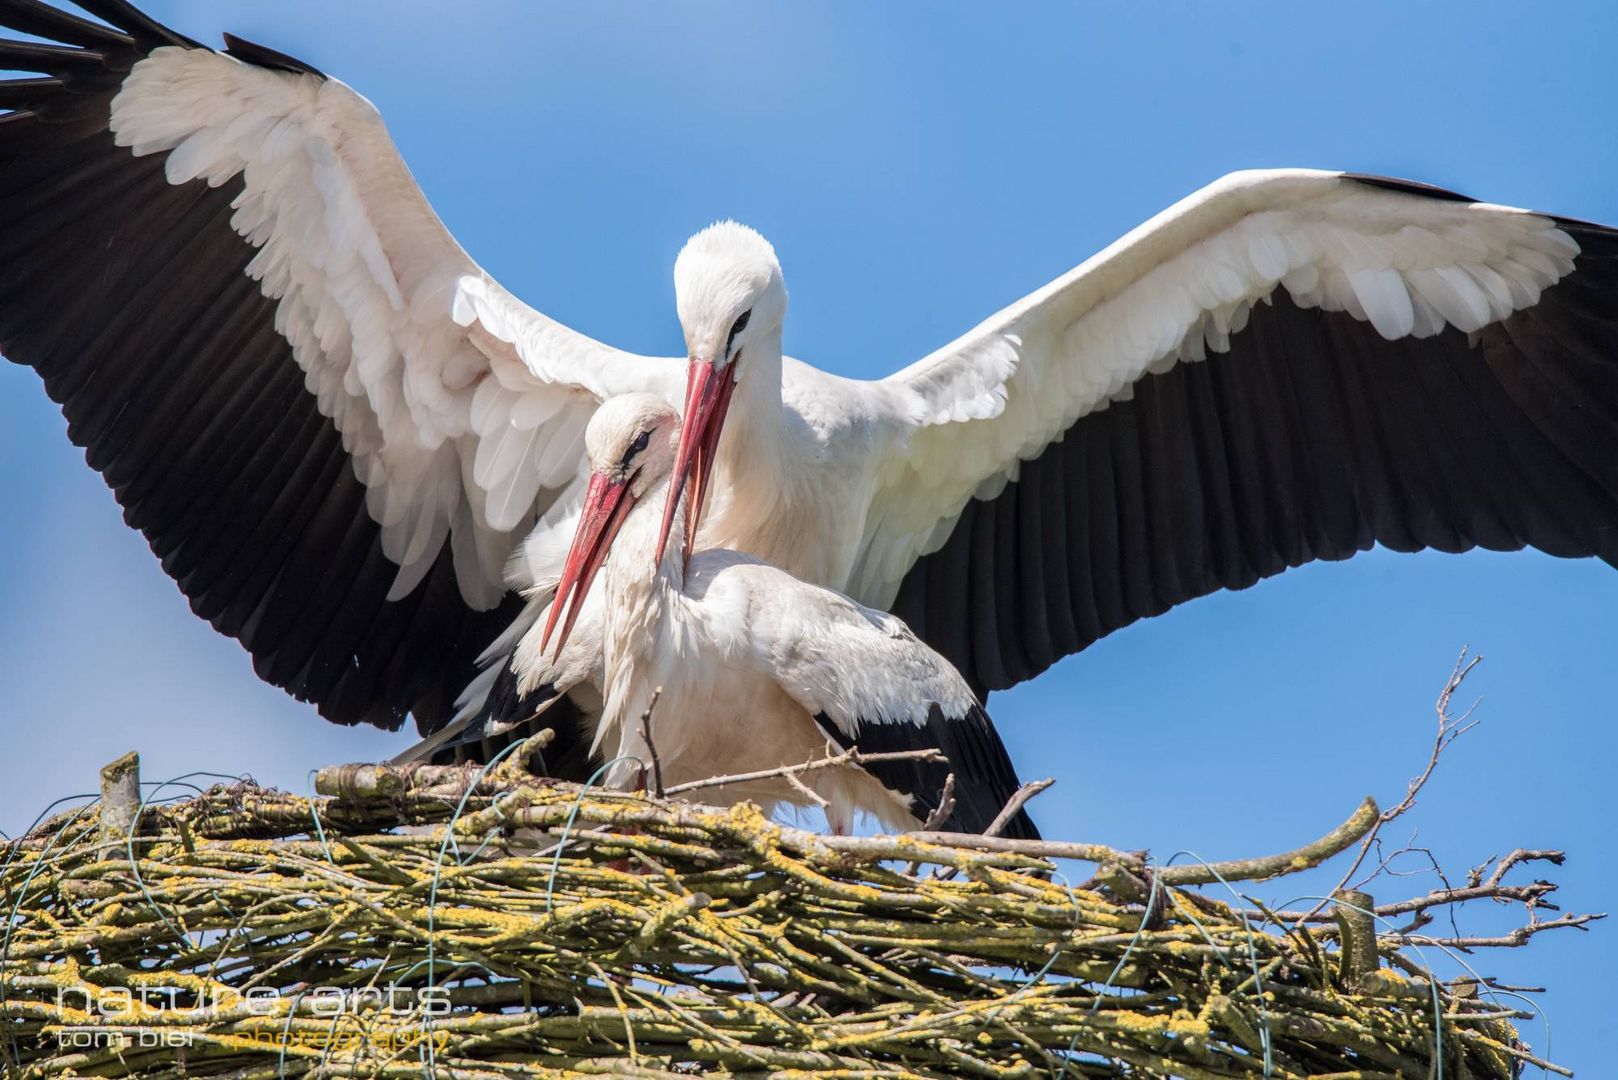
[1485,1045,1575,1079]
[1394,912,1605,949]
[983,778,1053,838]
[1376,879,1561,917]
[919,774,957,832]
[639,688,665,798]
[1297,648,1483,928]
[1484,848,1565,889]
[662,745,946,798]
[783,770,828,810]
[1480,978,1548,994]
[1355,838,1465,940]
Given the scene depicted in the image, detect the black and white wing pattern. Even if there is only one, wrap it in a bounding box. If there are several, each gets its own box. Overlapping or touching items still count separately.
[0,1,682,732]
[747,576,1039,839]
[816,702,1038,841]
[855,169,1618,694]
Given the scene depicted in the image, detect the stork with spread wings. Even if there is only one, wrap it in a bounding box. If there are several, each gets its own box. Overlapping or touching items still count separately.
[3,1,1615,763]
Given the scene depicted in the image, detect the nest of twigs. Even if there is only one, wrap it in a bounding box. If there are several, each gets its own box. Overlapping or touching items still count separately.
[0,723,1597,1080]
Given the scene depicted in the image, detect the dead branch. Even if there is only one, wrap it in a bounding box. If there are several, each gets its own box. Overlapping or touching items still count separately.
[1298,647,1484,927]
[983,777,1053,837]
[1395,912,1606,951]
[660,744,946,798]
[638,687,665,798]
[909,796,1379,884]
[918,773,957,832]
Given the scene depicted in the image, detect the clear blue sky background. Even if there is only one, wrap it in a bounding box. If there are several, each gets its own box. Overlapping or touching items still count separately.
[2,0,1615,1069]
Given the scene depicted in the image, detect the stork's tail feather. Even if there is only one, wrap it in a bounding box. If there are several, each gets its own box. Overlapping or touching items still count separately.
[394,661,602,782]
[816,704,1041,841]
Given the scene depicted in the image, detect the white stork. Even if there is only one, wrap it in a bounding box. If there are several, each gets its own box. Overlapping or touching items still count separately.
[5,3,1618,766]
[503,393,1037,838]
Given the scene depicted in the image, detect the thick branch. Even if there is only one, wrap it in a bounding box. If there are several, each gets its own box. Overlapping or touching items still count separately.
[908,797,1378,885]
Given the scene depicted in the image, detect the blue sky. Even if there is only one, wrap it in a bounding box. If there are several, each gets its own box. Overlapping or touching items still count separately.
[3,0,1615,1068]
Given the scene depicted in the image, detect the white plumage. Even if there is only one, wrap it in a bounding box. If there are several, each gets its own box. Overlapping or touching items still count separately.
[514,394,1033,837]
[111,43,683,606]
[108,43,1581,617]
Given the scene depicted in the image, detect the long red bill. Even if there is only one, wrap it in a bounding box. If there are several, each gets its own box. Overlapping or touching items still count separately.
[539,471,637,657]
[656,358,736,564]
[685,367,736,555]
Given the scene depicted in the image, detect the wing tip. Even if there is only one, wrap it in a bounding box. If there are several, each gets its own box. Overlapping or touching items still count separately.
[0,1,327,80]
[73,0,201,50]
[1347,171,1618,242]
[221,30,325,79]
[1343,172,1476,204]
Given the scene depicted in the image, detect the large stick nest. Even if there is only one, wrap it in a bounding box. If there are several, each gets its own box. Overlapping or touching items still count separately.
[0,734,1595,1080]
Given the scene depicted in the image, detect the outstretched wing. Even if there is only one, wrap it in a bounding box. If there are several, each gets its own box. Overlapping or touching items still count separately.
[743,570,1038,838]
[854,169,1618,693]
[0,1,682,731]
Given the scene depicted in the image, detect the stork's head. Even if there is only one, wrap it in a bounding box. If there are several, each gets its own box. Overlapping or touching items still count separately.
[583,393,680,489]
[541,394,679,655]
[661,221,787,562]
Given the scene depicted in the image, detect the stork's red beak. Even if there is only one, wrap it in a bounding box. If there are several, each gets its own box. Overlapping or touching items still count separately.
[656,358,737,564]
[540,471,637,657]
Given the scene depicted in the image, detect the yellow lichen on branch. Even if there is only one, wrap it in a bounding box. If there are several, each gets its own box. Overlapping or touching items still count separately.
[0,746,1597,1080]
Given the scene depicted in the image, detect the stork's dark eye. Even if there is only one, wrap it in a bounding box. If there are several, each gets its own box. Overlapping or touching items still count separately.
[726,309,751,356]
[620,429,651,470]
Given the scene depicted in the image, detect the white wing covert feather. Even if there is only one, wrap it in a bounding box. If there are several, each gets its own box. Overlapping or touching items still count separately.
[854,168,1580,608]
[111,45,682,608]
[729,564,978,737]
